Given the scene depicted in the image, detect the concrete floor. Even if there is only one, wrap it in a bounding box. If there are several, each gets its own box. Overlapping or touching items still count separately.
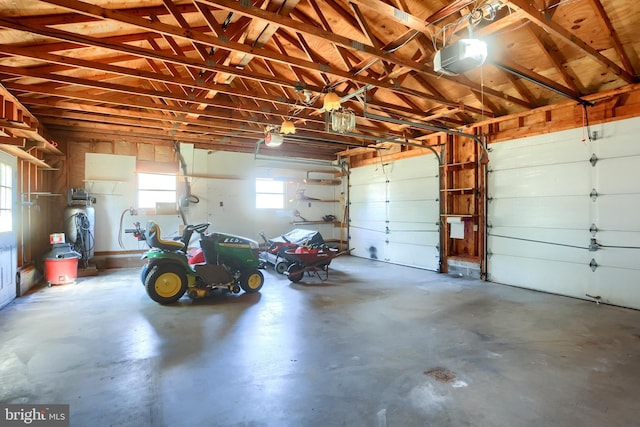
[1,256,639,427]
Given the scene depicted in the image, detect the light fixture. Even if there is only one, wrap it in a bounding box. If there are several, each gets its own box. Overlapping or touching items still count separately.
[330,107,356,133]
[280,119,296,135]
[323,92,341,111]
[433,38,487,76]
[264,128,284,147]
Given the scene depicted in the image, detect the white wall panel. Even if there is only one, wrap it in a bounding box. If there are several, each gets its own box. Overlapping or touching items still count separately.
[349,154,440,271]
[488,117,640,309]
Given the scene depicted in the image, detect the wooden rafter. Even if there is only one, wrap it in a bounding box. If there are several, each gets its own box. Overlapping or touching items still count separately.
[507,0,636,84]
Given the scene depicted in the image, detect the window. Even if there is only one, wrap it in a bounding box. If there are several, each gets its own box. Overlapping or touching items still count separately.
[256,178,284,209]
[138,173,177,209]
[0,162,11,232]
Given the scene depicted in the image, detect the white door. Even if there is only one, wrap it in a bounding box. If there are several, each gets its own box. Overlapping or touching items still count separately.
[0,151,17,309]
[349,154,440,271]
[487,117,640,309]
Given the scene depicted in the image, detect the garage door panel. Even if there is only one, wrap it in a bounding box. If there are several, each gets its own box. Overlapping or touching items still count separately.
[389,229,439,246]
[489,226,588,248]
[387,241,439,270]
[350,202,386,221]
[595,194,640,231]
[388,155,439,180]
[489,254,590,297]
[349,227,386,260]
[596,156,640,194]
[593,123,638,158]
[490,162,590,198]
[389,200,439,223]
[390,220,439,233]
[489,130,590,169]
[349,184,386,203]
[595,230,640,250]
[388,177,439,199]
[592,267,640,308]
[488,234,587,264]
[592,245,640,270]
[489,197,591,229]
[350,166,387,183]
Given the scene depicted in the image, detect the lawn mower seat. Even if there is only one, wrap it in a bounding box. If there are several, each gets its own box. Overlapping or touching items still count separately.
[145,221,185,252]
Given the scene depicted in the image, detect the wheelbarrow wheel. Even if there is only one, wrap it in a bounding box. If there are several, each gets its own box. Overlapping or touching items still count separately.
[240,269,264,293]
[287,264,304,283]
[275,260,288,274]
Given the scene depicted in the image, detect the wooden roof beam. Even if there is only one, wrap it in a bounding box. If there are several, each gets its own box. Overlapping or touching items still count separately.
[506,0,637,83]
[196,0,529,108]
[587,0,636,76]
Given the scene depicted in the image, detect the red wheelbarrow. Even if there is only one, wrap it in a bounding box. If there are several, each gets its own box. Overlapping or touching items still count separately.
[284,247,353,282]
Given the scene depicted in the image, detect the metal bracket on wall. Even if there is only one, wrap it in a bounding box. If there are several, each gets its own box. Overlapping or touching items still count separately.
[590,189,598,201]
[589,258,598,272]
[589,154,598,167]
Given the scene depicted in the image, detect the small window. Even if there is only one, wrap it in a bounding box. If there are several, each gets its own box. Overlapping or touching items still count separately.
[0,162,12,232]
[256,178,284,209]
[138,173,177,209]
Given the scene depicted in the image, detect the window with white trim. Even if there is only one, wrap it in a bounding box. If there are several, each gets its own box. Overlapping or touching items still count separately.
[138,173,177,209]
[256,178,284,209]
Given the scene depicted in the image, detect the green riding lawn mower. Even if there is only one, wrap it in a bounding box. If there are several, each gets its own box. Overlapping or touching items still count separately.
[129,221,265,304]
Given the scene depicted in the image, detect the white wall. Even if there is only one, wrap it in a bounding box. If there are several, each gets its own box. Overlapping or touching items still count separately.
[89,148,344,252]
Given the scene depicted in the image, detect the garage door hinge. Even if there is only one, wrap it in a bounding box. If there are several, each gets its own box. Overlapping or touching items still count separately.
[589,238,599,252]
[590,189,598,201]
[487,250,492,258]
[589,258,598,272]
[589,223,598,236]
[589,154,598,167]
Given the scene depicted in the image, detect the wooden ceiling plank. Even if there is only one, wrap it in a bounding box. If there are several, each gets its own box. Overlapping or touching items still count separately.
[350,2,393,76]
[305,0,354,70]
[197,0,527,108]
[2,11,523,123]
[507,0,636,83]
[0,44,311,116]
[426,0,475,24]
[12,81,394,139]
[161,0,209,62]
[526,25,584,94]
[587,0,636,76]
[0,18,332,101]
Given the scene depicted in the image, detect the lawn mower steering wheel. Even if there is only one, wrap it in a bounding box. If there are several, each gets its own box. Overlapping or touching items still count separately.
[188,223,210,234]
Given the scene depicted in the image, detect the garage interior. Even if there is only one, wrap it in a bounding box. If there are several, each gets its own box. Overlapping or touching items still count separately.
[0,0,639,425]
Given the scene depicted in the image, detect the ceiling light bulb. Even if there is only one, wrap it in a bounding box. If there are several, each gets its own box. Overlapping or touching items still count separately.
[323,92,341,111]
[280,119,296,135]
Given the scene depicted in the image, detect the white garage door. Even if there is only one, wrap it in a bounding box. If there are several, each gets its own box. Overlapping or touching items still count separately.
[487,117,640,309]
[349,154,440,271]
